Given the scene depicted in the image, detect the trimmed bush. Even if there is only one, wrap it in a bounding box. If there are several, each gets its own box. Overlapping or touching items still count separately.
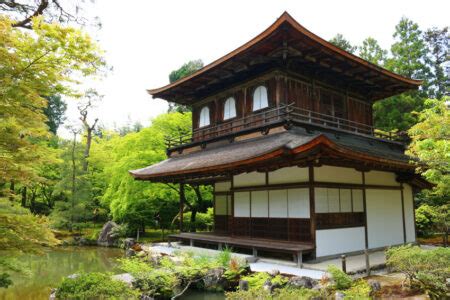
[56,272,138,299]
[327,265,352,290]
[386,245,450,298]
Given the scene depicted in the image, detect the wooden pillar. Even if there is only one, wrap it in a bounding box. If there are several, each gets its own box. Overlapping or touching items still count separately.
[308,166,316,249]
[179,183,185,232]
[400,183,407,244]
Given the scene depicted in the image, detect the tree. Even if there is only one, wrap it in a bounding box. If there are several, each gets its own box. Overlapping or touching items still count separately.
[424,27,449,99]
[44,95,67,134]
[0,0,99,29]
[407,98,449,200]
[0,16,105,185]
[167,59,204,113]
[358,37,387,66]
[374,18,431,131]
[78,89,101,172]
[0,198,58,287]
[329,34,356,53]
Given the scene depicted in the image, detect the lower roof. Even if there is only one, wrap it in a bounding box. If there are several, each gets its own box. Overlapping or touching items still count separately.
[130,126,416,183]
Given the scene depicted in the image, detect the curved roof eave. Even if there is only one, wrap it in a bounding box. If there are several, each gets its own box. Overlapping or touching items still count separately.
[148,12,422,98]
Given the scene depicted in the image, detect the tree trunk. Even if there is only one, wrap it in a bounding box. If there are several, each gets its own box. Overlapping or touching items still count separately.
[190,209,197,232]
[70,131,77,232]
[21,186,27,207]
[82,128,92,172]
[9,180,15,201]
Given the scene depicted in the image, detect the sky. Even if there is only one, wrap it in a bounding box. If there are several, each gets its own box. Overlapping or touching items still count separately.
[60,0,450,137]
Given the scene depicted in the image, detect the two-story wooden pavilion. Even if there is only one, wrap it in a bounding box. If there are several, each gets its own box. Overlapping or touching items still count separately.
[130,12,430,265]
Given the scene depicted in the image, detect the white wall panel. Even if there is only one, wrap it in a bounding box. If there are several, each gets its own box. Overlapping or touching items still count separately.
[367,189,403,248]
[404,184,416,243]
[352,189,364,212]
[340,189,352,212]
[234,192,250,217]
[365,171,399,186]
[268,167,308,184]
[215,181,231,192]
[251,191,268,217]
[234,172,266,187]
[215,195,227,215]
[328,188,340,212]
[315,166,362,184]
[288,188,310,218]
[316,227,365,257]
[315,188,328,213]
[269,190,288,218]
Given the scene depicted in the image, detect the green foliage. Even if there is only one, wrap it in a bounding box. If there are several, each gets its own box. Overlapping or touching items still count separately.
[226,289,272,300]
[0,16,105,184]
[274,287,321,300]
[222,257,248,282]
[216,247,232,268]
[407,99,450,199]
[358,37,387,66]
[44,95,67,135]
[168,59,204,113]
[327,265,352,290]
[132,268,179,298]
[239,272,287,290]
[415,204,439,236]
[344,279,371,299]
[117,257,153,275]
[386,245,450,298]
[329,34,356,53]
[55,272,138,299]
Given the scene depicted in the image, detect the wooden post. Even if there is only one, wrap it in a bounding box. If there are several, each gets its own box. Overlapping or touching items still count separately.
[309,166,316,253]
[365,249,370,276]
[297,251,303,268]
[341,255,347,273]
[179,183,185,232]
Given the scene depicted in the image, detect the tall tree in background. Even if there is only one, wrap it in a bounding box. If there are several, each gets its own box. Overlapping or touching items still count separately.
[44,95,67,135]
[359,37,388,66]
[374,18,431,131]
[424,27,449,99]
[167,59,204,113]
[329,33,357,54]
[78,90,101,172]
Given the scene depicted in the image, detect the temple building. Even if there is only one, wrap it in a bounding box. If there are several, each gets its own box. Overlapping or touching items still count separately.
[130,12,430,265]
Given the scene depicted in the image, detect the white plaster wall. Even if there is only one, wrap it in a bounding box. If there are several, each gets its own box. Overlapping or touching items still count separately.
[365,171,399,186]
[215,181,231,192]
[404,184,416,243]
[314,166,362,184]
[251,191,268,217]
[352,189,364,212]
[215,195,227,215]
[316,227,365,257]
[366,189,403,248]
[234,192,250,217]
[328,188,340,212]
[269,190,288,218]
[268,166,309,184]
[339,189,352,212]
[315,188,328,213]
[234,172,266,187]
[287,188,310,218]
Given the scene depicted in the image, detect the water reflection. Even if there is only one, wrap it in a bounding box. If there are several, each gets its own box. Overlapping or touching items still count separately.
[0,246,123,300]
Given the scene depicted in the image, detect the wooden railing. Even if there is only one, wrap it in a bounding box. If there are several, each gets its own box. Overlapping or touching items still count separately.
[164,103,406,149]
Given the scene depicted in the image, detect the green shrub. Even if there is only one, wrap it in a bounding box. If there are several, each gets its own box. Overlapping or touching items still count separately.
[416,204,439,236]
[216,247,232,268]
[327,265,352,290]
[132,268,179,298]
[239,272,287,290]
[344,279,371,299]
[56,272,138,299]
[225,289,272,300]
[274,287,321,299]
[117,257,153,275]
[386,245,450,298]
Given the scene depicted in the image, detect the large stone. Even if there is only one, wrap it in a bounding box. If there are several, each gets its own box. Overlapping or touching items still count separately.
[238,280,249,291]
[335,291,345,300]
[269,269,280,277]
[125,249,136,257]
[287,276,318,289]
[122,238,136,249]
[112,273,135,287]
[97,221,120,247]
[368,279,381,292]
[203,268,226,290]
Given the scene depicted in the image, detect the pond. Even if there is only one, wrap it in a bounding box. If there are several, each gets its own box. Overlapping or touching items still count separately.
[0,246,123,300]
[0,246,225,300]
